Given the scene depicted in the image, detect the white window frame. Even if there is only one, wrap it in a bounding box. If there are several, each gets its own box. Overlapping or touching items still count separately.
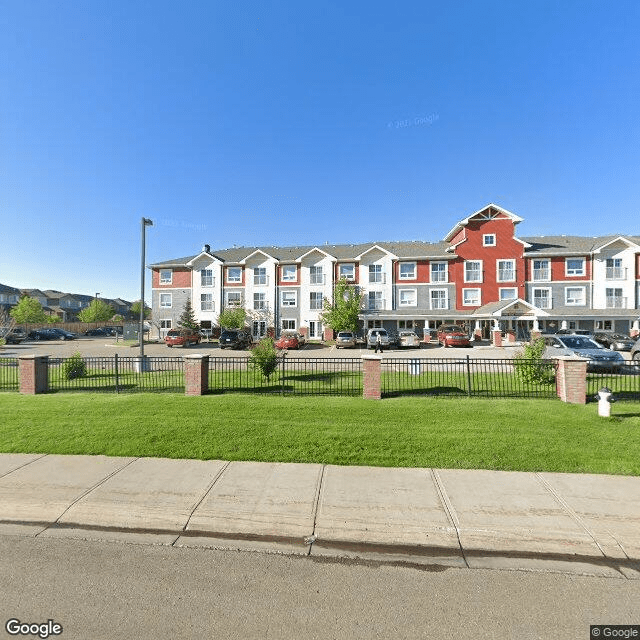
[399,262,416,280]
[532,259,551,282]
[430,288,448,310]
[310,291,323,310]
[339,263,355,281]
[368,291,383,310]
[159,269,172,285]
[462,288,481,306]
[464,260,483,283]
[565,286,586,306]
[200,269,214,287]
[367,319,383,329]
[398,288,417,307]
[281,319,296,331]
[398,320,414,329]
[565,258,585,277]
[253,292,266,310]
[309,265,324,285]
[281,265,297,282]
[499,288,517,300]
[532,288,552,309]
[430,262,448,283]
[497,259,515,282]
[227,267,242,283]
[160,319,172,330]
[159,293,172,308]
[200,293,214,311]
[369,264,384,284]
[225,291,242,307]
[483,234,496,247]
[254,267,267,286]
[281,290,297,307]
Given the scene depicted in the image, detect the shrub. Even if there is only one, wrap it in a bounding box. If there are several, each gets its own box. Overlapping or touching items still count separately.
[249,337,280,380]
[513,338,555,384]
[62,352,87,380]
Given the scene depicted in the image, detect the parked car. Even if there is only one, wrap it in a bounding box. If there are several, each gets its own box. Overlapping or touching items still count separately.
[275,331,303,350]
[555,329,593,336]
[366,328,390,349]
[83,327,112,337]
[219,329,252,350]
[164,329,201,347]
[630,339,640,362]
[2,328,27,344]
[335,331,357,348]
[542,334,625,371]
[28,328,76,341]
[397,330,421,348]
[592,332,635,352]
[437,324,471,348]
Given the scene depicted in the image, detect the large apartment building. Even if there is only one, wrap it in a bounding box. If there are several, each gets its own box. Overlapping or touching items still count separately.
[149,204,640,341]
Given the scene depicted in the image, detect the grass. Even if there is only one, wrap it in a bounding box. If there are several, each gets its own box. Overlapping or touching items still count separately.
[0,394,638,475]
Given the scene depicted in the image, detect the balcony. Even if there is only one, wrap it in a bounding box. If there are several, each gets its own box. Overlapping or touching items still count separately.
[253,276,269,286]
[533,268,550,281]
[533,297,552,309]
[498,269,515,282]
[368,273,386,284]
[309,274,326,285]
[606,267,626,280]
[430,299,449,310]
[606,296,627,309]
[368,298,385,311]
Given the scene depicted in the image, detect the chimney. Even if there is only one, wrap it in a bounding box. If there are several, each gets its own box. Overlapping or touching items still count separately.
[203,244,210,253]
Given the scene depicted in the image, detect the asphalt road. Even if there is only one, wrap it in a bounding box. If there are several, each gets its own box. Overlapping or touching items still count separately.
[1,535,638,640]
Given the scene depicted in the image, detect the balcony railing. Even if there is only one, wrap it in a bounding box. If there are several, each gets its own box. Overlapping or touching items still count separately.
[310,274,326,285]
[368,273,386,284]
[253,276,269,286]
[606,296,627,309]
[533,297,552,309]
[606,267,626,280]
[368,298,385,311]
[533,269,550,281]
[498,269,515,282]
[430,299,449,310]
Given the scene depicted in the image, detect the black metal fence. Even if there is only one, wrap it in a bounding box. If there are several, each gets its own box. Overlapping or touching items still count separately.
[208,356,363,396]
[0,358,19,392]
[586,361,640,402]
[381,357,559,399]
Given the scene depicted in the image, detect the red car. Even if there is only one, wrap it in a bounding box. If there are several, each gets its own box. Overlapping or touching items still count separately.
[437,324,471,348]
[275,331,303,350]
[164,329,201,347]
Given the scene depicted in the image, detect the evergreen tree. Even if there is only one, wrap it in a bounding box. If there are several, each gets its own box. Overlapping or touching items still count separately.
[178,298,200,330]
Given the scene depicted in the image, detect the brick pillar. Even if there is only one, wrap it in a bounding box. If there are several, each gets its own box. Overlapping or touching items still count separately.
[19,355,49,394]
[362,355,382,400]
[423,333,431,344]
[299,327,309,340]
[556,357,587,404]
[530,330,542,341]
[323,326,334,341]
[506,330,516,344]
[492,330,502,347]
[184,354,209,396]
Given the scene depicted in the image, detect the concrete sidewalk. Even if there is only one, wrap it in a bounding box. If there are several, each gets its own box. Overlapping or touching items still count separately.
[0,454,638,578]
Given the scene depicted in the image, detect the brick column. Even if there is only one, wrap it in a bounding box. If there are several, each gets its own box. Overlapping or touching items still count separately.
[362,355,382,400]
[184,354,209,396]
[530,330,542,341]
[19,355,49,394]
[323,326,334,341]
[506,330,516,344]
[492,330,502,347]
[556,357,587,404]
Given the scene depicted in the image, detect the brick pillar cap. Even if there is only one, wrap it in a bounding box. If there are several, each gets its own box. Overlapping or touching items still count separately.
[183,354,208,359]
[19,354,48,360]
[361,355,383,361]
[558,355,589,361]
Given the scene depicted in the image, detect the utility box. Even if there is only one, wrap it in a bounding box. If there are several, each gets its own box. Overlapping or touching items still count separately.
[123,323,140,341]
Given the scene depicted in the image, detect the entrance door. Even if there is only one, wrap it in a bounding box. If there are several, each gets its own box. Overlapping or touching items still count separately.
[252,321,267,340]
[309,321,323,339]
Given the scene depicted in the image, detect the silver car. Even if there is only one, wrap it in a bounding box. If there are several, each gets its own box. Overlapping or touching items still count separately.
[366,328,390,349]
[335,331,357,348]
[543,334,625,371]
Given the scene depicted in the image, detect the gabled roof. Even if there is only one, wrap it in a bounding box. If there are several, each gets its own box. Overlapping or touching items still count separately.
[592,236,640,253]
[296,247,337,262]
[354,244,398,260]
[472,298,550,318]
[444,203,524,242]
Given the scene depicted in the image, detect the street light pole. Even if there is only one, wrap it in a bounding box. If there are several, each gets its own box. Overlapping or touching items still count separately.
[140,217,153,359]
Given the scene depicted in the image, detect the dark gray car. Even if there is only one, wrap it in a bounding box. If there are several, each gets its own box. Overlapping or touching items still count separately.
[543,334,625,371]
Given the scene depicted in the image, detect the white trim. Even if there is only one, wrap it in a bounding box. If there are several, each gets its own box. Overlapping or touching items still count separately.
[338,263,356,281]
[531,258,551,282]
[496,259,516,282]
[483,234,496,247]
[565,257,586,277]
[225,291,242,307]
[240,249,276,264]
[398,288,417,307]
[297,247,337,262]
[281,264,297,282]
[429,288,448,310]
[532,287,552,310]
[159,269,173,285]
[398,261,417,280]
[498,287,518,300]
[354,244,398,260]
[565,286,586,306]
[462,288,481,306]
[226,266,242,283]
[281,290,298,307]
[159,292,172,308]
[464,260,483,283]
[430,261,448,283]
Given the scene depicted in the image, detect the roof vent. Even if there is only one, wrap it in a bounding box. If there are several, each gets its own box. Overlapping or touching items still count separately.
[203,244,210,253]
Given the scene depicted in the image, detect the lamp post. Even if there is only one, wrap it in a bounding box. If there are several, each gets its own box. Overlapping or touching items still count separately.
[140,217,153,360]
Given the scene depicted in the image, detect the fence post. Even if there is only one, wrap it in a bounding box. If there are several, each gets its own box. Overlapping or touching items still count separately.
[555,356,588,404]
[19,355,49,395]
[362,355,382,400]
[184,354,209,396]
[465,355,472,396]
[114,353,120,394]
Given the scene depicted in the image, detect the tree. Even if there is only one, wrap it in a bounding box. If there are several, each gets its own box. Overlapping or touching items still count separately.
[130,300,151,320]
[178,298,200,331]
[321,279,364,334]
[249,336,280,380]
[78,299,114,323]
[10,296,50,324]
[217,307,247,329]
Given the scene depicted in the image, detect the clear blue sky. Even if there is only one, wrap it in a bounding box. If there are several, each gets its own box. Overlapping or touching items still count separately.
[1,1,638,302]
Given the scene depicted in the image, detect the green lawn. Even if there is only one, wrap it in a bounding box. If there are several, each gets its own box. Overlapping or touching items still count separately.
[0,394,638,475]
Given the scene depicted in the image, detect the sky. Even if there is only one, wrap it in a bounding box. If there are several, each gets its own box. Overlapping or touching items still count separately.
[1,1,639,302]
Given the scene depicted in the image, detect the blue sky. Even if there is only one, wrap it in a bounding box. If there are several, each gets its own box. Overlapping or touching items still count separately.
[1,1,638,302]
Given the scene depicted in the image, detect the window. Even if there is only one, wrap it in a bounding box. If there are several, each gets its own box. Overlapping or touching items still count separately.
[464,261,482,283]
[281,265,297,282]
[606,258,624,280]
[398,320,414,329]
[160,319,172,330]
[430,289,448,310]
[499,288,517,300]
[566,258,585,277]
[281,319,296,331]
[227,267,242,283]
[159,269,172,284]
[532,259,550,281]
[310,291,323,310]
[254,267,267,286]
[226,291,242,307]
[368,291,383,310]
[159,293,172,308]
[606,288,624,308]
[533,288,551,309]
[497,260,515,282]
[201,269,214,287]
[339,263,355,280]
[430,262,447,283]
[483,234,496,247]
[369,264,383,283]
[281,291,297,307]
[462,289,481,306]
[253,292,266,310]
[310,266,324,285]
[200,293,214,311]
[367,320,383,329]
[595,320,613,331]
[565,287,585,305]
[399,262,416,280]
[399,289,417,306]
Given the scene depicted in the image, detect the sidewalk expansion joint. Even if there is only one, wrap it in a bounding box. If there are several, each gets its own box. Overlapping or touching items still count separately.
[181,460,231,534]
[0,453,49,480]
[307,464,326,557]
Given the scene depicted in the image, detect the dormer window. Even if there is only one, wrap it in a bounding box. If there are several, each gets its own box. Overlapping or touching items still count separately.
[483,234,496,247]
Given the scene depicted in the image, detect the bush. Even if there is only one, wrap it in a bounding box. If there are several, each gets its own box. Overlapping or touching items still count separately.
[62,352,87,380]
[513,338,555,384]
[249,337,280,380]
